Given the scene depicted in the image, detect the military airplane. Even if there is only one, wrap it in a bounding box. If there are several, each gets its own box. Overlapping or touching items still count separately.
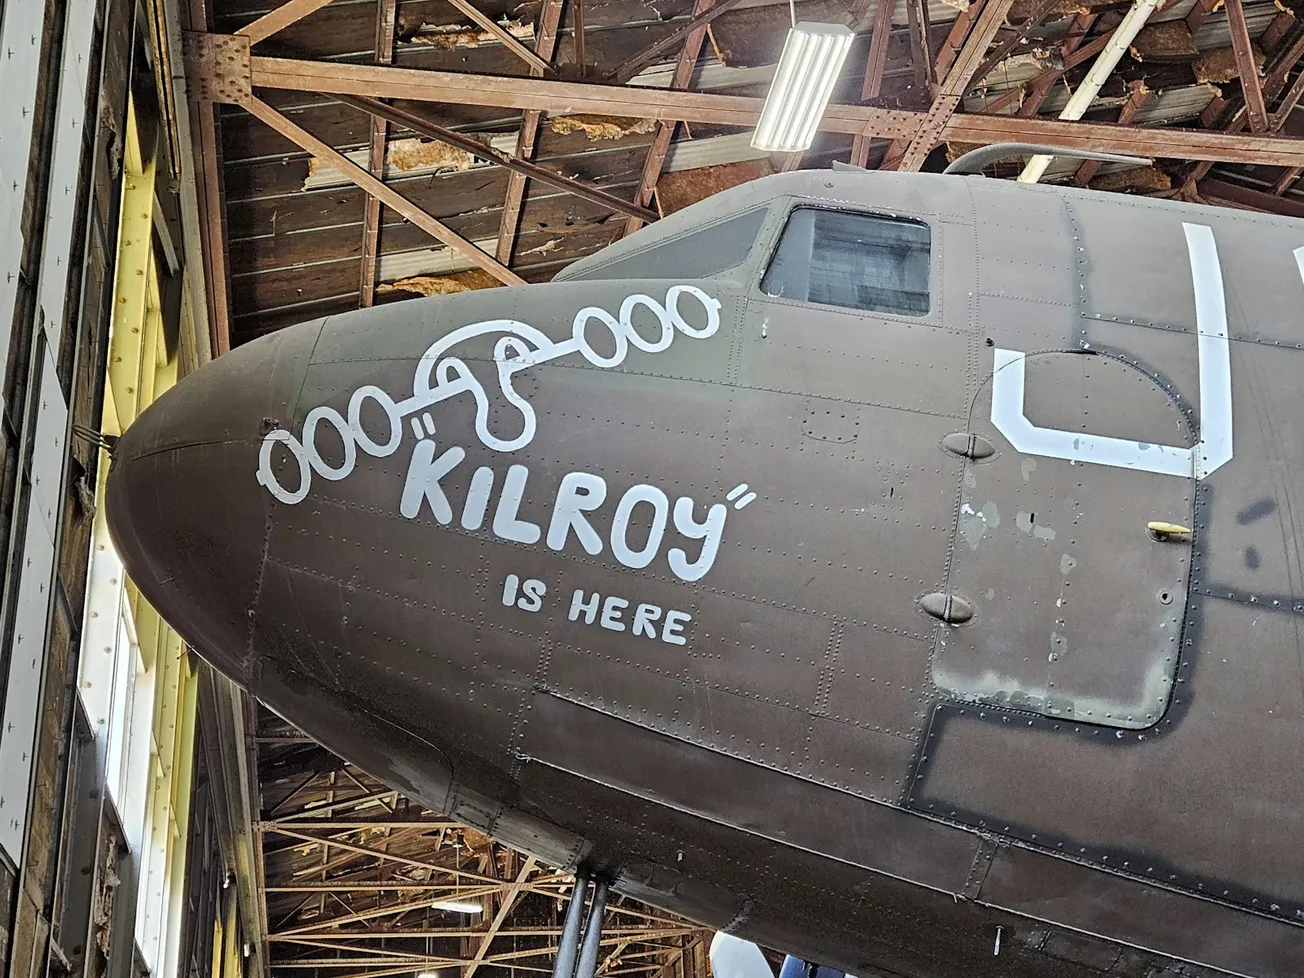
[106,154,1304,978]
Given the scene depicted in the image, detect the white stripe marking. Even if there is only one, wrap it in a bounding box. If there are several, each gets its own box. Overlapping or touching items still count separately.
[989,221,1233,481]
[1186,223,1233,480]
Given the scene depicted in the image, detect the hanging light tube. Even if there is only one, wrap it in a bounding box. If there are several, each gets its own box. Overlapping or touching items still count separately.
[751,23,855,154]
[431,899,483,913]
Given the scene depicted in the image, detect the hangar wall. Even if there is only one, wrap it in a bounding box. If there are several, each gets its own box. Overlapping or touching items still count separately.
[0,2,244,978]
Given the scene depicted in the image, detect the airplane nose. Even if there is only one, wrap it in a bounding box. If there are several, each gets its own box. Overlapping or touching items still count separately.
[105,320,325,682]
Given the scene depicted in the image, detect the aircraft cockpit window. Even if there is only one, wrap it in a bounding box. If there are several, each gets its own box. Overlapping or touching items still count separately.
[560,207,769,282]
[761,208,931,317]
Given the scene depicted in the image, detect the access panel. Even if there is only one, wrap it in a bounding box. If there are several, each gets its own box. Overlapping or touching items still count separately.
[935,351,1194,729]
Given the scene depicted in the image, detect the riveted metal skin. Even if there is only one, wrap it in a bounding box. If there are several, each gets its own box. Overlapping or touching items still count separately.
[107,170,1304,978]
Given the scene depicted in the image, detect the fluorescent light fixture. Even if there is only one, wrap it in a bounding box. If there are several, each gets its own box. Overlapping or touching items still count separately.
[418,972,440,978]
[751,23,855,154]
[431,899,483,913]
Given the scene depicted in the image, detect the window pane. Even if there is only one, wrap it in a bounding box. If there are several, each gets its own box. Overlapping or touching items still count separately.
[761,208,931,316]
[565,207,768,281]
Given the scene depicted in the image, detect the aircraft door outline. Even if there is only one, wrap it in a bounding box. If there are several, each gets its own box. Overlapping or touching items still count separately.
[989,222,1232,481]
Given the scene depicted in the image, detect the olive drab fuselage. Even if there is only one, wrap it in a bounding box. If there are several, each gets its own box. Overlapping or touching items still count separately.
[108,170,1304,978]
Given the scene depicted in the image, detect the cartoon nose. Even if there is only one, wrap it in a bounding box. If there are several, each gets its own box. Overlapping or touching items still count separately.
[105,321,325,682]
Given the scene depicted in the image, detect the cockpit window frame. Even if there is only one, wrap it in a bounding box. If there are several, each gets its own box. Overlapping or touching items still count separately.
[750,199,941,325]
[554,203,782,285]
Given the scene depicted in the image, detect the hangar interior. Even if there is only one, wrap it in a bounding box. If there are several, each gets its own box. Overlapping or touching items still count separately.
[0,0,1300,975]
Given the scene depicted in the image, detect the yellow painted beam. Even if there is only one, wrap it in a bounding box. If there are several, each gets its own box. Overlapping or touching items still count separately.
[223,878,241,978]
[107,96,159,434]
[138,267,161,417]
[135,595,159,674]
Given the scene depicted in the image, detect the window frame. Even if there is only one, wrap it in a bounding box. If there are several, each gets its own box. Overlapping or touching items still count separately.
[561,203,781,284]
[751,200,940,323]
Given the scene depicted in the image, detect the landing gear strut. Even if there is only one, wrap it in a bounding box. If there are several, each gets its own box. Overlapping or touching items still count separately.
[552,872,610,978]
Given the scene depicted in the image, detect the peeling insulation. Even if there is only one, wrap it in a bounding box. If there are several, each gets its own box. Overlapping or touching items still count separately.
[387,137,479,172]
[1193,45,1264,84]
[377,268,503,297]
[944,142,985,162]
[521,238,559,256]
[654,159,774,216]
[1090,166,1172,193]
[300,138,480,192]
[1129,21,1199,62]
[405,18,534,50]
[549,114,655,139]
[708,0,851,67]
[1009,0,1118,20]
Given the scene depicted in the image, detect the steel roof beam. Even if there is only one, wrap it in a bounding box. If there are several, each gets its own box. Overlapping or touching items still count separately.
[850,0,897,167]
[1072,80,1149,185]
[243,95,524,285]
[970,0,1060,85]
[621,0,717,237]
[359,0,397,308]
[259,820,463,831]
[895,0,1018,170]
[233,53,1304,166]
[237,0,339,45]
[445,0,552,73]
[1185,25,1304,191]
[339,94,658,223]
[270,927,696,939]
[464,856,539,978]
[496,0,564,266]
[603,0,748,85]
[1226,0,1269,132]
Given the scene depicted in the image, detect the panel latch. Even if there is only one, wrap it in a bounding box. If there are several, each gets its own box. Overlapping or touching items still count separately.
[919,591,975,624]
[942,432,996,460]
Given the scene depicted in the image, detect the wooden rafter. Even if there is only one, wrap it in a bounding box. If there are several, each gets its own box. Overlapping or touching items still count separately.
[895,0,1018,171]
[496,0,563,266]
[621,0,717,236]
[359,0,396,308]
[236,0,336,45]
[243,96,524,284]
[1226,0,1269,132]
